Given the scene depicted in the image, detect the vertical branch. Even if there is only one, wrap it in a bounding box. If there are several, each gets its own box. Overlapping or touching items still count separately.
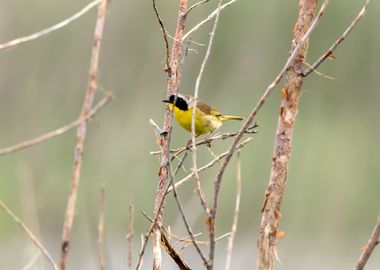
[225,151,242,270]
[59,0,109,269]
[256,1,318,269]
[127,202,134,270]
[191,0,223,218]
[98,185,106,270]
[153,1,188,269]
[354,214,380,270]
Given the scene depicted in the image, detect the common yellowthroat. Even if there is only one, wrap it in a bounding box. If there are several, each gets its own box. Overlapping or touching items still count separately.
[162,94,243,136]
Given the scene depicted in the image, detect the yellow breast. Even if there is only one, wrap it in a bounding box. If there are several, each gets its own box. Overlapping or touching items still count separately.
[168,104,221,135]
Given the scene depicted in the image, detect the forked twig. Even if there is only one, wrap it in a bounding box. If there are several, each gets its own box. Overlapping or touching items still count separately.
[150,124,257,156]
[303,0,371,77]
[0,200,59,270]
[182,0,237,41]
[186,0,210,15]
[166,137,253,194]
[0,94,112,156]
[60,0,110,269]
[354,214,380,270]
[210,1,330,269]
[0,0,102,50]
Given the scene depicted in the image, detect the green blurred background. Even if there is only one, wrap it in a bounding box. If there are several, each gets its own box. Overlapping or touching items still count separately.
[1,0,379,269]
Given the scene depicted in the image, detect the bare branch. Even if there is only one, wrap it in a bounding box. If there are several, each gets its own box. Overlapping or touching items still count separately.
[354,214,380,270]
[0,94,111,156]
[152,0,171,72]
[127,202,135,270]
[191,0,223,224]
[303,0,371,77]
[166,137,253,194]
[60,0,110,269]
[98,184,106,270]
[0,0,102,50]
[169,164,208,266]
[151,0,189,269]
[182,0,237,41]
[225,151,242,270]
[150,125,257,156]
[20,252,41,270]
[186,0,210,16]
[256,1,321,268]
[0,200,59,270]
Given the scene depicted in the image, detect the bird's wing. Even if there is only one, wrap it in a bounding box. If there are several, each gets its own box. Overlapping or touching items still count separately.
[197,101,222,116]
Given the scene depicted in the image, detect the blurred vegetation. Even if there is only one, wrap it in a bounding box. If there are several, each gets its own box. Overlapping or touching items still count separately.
[0,0,379,269]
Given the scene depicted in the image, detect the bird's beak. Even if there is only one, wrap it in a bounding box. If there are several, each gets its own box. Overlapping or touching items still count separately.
[162,99,171,103]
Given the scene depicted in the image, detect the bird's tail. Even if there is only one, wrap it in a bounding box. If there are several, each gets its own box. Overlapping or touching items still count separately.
[220,115,244,121]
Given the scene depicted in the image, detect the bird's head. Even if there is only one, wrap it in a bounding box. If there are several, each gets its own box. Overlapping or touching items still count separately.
[162,94,190,111]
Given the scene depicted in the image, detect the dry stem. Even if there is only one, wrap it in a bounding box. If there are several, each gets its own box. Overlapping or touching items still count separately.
[224,151,241,270]
[354,214,380,270]
[303,0,371,77]
[169,165,208,265]
[127,202,135,270]
[191,0,224,222]
[60,0,109,269]
[151,0,188,269]
[98,184,106,270]
[0,200,59,270]
[256,1,319,269]
[153,0,171,72]
[0,94,111,156]
[182,0,237,41]
[0,0,102,50]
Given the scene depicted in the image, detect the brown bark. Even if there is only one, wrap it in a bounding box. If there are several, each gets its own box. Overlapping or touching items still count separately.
[256,1,317,269]
[152,1,188,269]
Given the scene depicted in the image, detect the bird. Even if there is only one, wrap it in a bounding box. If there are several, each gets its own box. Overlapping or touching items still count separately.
[162,94,243,136]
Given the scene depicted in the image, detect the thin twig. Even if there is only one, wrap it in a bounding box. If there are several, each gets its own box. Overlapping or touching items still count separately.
[354,214,380,270]
[190,0,224,266]
[160,232,192,270]
[136,179,174,270]
[303,0,371,77]
[150,125,257,156]
[0,200,59,270]
[60,0,109,269]
[166,137,253,194]
[186,0,210,15]
[21,252,41,270]
[152,0,171,73]
[225,151,241,270]
[182,0,237,41]
[191,0,223,224]
[0,0,102,50]
[127,202,134,270]
[0,94,111,156]
[98,184,106,270]
[169,164,208,266]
